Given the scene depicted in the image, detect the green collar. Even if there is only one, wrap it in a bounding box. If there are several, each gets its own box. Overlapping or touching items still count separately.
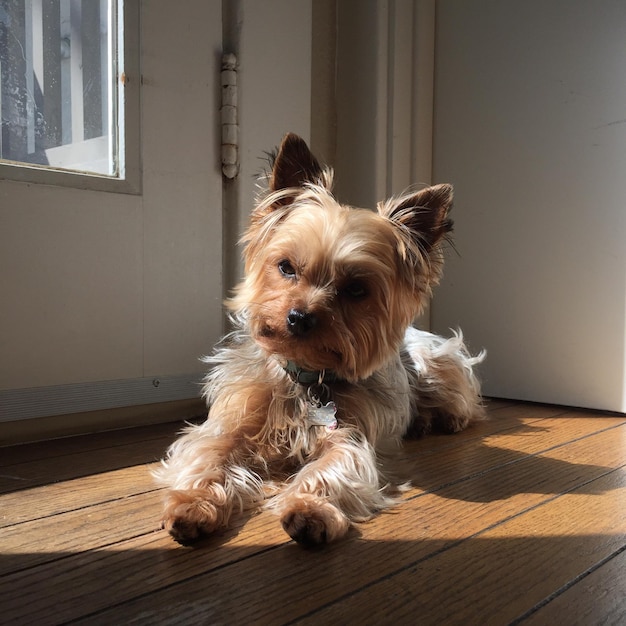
[283,361,342,385]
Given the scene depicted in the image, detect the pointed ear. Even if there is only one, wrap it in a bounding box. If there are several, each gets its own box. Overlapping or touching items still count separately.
[380,183,454,254]
[269,133,325,192]
[244,134,328,247]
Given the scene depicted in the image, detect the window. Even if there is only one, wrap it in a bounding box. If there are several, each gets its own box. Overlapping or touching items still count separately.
[0,0,139,192]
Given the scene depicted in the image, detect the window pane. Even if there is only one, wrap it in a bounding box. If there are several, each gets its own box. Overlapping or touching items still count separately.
[0,0,121,177]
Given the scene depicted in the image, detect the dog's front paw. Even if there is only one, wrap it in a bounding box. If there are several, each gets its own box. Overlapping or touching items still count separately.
[161,487,228,544]
[280,494,350,547]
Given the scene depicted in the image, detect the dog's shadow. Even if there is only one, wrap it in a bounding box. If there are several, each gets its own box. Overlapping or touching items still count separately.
[388,417,617,503]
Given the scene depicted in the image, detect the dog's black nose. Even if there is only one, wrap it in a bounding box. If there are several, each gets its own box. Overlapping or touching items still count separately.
[286,309,317,336]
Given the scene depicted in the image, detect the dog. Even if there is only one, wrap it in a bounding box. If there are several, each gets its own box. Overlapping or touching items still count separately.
[154,133,485,546]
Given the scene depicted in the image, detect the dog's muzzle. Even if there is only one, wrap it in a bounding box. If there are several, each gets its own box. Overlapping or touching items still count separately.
[286,308,317,336]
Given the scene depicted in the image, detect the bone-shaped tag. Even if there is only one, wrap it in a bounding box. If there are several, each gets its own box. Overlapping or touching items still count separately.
[307,401,338,430]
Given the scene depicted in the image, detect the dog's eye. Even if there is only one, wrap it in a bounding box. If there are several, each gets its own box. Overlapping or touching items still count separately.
[278,259,297,278]
[343,281,368,299]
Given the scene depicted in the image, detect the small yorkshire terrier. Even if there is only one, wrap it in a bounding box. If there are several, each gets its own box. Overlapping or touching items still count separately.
[155,133,485,546]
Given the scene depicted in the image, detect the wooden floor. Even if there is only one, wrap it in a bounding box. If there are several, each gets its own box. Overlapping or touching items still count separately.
[1,400,625,625]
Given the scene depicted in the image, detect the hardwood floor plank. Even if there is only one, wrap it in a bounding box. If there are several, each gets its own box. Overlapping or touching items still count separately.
[0,464,159,528]
[484,400,565,417]
[66,467,625,626]
[0,510,289,625]
[5,419,620,624]
[408,405,601,460]
[0,490,164,575]
[400,415,625,496]
[293,469,626,625]
[481,397,520,411]
[0,421,186,467]
[0,435,173,494]
[407,422,626,510]
[519,547,626,626]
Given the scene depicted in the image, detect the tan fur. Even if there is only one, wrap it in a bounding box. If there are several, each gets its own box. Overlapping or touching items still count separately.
[154,134,485,546]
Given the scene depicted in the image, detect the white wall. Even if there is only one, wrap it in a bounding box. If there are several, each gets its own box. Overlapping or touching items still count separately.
[432,0,626,411]
[0,1,315,429]
[140,1,223,379]
[334,0,436,208]
[223,0,313,288]
[0,2,223,394]
[1,2,224,426]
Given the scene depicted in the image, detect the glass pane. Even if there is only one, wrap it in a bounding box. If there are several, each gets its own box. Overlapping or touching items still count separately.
[0,0,121,177]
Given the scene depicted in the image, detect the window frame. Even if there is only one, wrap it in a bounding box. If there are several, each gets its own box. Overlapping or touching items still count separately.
[0,0,140,195]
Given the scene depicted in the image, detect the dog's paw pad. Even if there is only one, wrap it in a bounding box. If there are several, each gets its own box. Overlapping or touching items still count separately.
[282,511,329,546]
[161,488,225,544]
[162,514,212,545]
[280,496,349,546]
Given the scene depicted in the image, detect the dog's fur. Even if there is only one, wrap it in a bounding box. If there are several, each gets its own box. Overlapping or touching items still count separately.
[154,133,485,546]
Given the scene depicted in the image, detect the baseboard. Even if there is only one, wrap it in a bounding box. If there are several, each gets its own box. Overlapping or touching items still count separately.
[0,374,203,423]
[0,397,206,446]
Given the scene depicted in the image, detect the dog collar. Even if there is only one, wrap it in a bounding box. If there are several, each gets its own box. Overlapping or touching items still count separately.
[281,361,341,431]
[283,361,341,385]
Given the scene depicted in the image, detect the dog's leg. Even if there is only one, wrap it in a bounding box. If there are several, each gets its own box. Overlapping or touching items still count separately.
[155,428,264,544]
[404,327,486,436]
[272,430,392,546]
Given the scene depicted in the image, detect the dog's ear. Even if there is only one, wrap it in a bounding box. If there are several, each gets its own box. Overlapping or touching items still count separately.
[269,133,325,193]
[243,134,328,250]
[380,183,454,256]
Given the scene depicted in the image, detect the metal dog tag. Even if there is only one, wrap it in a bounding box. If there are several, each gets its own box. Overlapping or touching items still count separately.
[307,401,338,430]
